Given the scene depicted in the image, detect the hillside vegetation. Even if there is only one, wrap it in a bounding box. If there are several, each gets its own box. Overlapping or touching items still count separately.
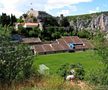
[67,11,108,21]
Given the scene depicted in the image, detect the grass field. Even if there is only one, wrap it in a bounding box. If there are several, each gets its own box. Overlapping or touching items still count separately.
[33,50,103,74]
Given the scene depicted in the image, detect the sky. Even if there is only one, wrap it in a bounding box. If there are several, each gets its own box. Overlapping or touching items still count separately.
[0,0,108,17]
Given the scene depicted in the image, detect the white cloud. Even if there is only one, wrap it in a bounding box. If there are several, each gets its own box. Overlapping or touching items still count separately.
[0,0,23,17]
[89,7,100,13]
[0,8,23,17]
[57,10,70,16]
[45,0,92,11]
[0,0,93,17]
[0,0,47,17]
[56,6,77,16]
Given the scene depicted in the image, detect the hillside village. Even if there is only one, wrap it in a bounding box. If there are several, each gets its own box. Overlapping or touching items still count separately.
[11,9,108,56]
[10,8,94,55]
[1,7,108,90]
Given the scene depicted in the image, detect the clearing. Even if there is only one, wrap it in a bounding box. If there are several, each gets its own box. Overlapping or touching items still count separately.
[33,50,103,74]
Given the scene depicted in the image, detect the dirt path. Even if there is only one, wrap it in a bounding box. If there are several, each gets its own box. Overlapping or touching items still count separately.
[70,80,93,90]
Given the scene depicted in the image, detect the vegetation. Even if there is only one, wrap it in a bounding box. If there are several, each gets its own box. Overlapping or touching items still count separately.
[57,63,85,80]
[67,11,108,21]
[15,26,71,41]
[86,31,108,86]
[1,11,108,90]
[43,17,59,26]
[34,51,102,75]
[0,13,17,26]
[21,75,84,90]
[0,35,35,89]
[77,29,92,39]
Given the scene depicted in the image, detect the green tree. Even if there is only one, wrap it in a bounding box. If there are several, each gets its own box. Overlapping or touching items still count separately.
[43,17,59,26]
[10,14,17,26]
[59,17,70,27]
[0,35,34,86]
[52,31,61,39]
[77,30,91,39]
[86,31,108,86]
[0,13,10,26]
[28,27,41,37]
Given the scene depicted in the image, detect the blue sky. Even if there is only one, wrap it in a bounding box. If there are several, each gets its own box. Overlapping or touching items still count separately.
[0,0,108,17]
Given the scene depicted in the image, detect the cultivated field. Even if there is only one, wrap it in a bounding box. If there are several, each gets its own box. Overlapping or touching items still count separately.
[34,50,103,74]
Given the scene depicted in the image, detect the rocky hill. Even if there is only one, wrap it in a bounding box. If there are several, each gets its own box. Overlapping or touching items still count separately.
[67,11,108,32]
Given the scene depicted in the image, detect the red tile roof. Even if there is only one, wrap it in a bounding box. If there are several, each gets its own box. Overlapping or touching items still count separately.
[51,43,65,51]
[57,39,70,50]
[23,23,39,28]
[71,36,83,44]
[32,36,93,54]
[43,44,54,52]
[62,36,73,43]
[34,45,45,53]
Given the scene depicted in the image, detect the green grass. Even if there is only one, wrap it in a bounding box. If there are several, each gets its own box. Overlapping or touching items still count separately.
[33,50,103,74]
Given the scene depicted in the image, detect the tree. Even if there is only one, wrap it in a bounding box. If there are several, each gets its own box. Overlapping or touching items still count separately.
[0,13,17,26]
[59,17,70,27]
[0,25,12,36]
[86,31,108,86]
[52,32,61,40]
[0,13,10,26]
[10,14,17,26]
[22,14,27,19]
[94,31,108,66]
[0,35,34,86]
[43,17,59,26]
[77,30,91,39]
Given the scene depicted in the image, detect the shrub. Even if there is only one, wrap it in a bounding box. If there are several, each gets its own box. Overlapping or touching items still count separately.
[0,35,34,86]
[77,30,90,39]
[57,63,85,80]
[86,67,108,85]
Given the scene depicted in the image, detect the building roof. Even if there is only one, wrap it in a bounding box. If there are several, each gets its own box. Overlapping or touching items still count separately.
[81,39,94,49]
[43,44,54,52]
[23,23,39,28]
[34,45,46,53]
[71,36,84,45]
[57,38,70,50]
[51,43,65,51]
[62,36,73,43]
[22,38,41,44]
[32,36,93,54]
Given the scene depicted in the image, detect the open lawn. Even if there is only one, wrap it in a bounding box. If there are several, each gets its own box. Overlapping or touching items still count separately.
[33,50,103,74]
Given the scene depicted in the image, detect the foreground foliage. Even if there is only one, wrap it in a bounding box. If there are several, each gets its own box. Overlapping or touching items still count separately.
[0,35,34,86]
[86,31,108,86]
[57,63,85,80]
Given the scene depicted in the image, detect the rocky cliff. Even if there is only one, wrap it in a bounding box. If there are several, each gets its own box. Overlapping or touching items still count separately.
[68,12,108,32]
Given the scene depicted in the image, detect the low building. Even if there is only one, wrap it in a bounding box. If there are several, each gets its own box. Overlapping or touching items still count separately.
[22,37,42,44]
[32,36,93,55]
[23,23,39,28]
[15,22,43,30]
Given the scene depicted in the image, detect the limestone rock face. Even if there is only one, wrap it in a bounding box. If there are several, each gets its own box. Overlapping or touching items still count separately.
[26,8,52,19]
[69,13,108,32]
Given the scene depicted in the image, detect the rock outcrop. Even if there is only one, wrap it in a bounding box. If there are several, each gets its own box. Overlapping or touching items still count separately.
[69,12,108,32]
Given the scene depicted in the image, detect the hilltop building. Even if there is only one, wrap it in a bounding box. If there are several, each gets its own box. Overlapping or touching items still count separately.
[26,8,52,20]
[15,8,52,31]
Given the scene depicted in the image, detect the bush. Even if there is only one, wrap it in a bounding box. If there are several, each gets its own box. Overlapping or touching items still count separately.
[0,35,34,86]
[87,31,108,86]
[86,67,108,85]
[57,63,85,80]
[78,30,90,38]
